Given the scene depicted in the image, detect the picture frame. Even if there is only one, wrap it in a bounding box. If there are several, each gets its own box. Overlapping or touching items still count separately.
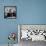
[18,24,46,41]
[4,6,17,19]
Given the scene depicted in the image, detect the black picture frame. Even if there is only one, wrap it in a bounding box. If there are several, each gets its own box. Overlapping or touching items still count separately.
[4,6,17,19]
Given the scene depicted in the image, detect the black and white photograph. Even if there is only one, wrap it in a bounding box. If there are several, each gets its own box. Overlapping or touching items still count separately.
[4,6,17,19]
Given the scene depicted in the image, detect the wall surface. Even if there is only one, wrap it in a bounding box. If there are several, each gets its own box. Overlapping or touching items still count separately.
[0,0,46,44]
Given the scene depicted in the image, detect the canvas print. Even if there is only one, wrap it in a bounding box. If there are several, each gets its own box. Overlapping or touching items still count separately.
[18,25,46,46]
[4,6,16,19]
[18,25,46,41]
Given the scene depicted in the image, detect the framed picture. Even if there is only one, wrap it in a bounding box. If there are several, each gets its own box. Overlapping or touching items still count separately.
[4,6,17,19]
[18,24,46,42]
